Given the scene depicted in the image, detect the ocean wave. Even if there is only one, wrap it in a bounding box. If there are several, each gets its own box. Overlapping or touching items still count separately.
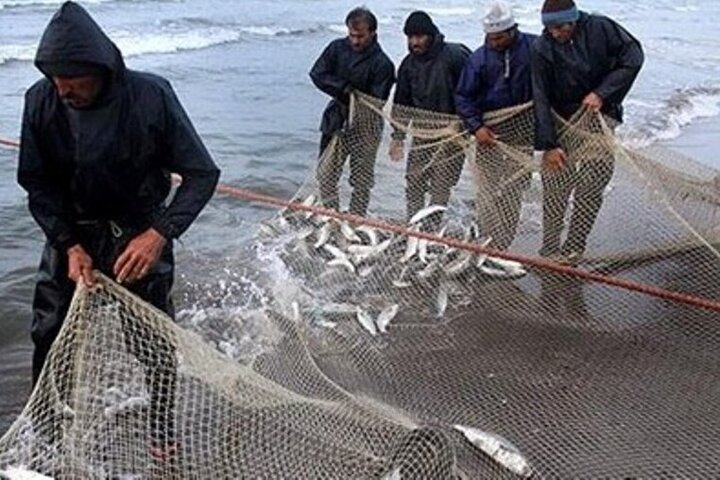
[625,86,720,147]
[419,6,476,17]
[0,26,244,65]
[0,0,113,10]
[239,24,325,38]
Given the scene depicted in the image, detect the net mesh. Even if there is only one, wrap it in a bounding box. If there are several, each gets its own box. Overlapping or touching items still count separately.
[1,92,719,478]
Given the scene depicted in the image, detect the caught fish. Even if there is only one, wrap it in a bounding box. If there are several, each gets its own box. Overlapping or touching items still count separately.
[417,259,440,279]
[418,238,429,264]
[323,244,348,261]
[358,265,375,278]
[400,231,420,264]
[436,284,448,318]
[453,424,533,478]
[291,301,301,322]
[328,258,356,274]
[475,236,493,269]
[393,266,412,289]
[487,257,526,274]
[296,227,315,241]
[380,468,401,480]
[356,307,377,336]
[0,467,55,480]
[340,222,363,243]
[409,205,447,226]
[356,225,379,246]
[443,251,473,276]
[301,194,317,219]
[376,304,399,333]
[314,223,333,249]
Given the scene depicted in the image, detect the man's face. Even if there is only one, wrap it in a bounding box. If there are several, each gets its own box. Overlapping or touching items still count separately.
[547,22,576,44]
[486,29,515,51]
[347,22,375,52]
[52,75,104,109]
[407,34,433,55]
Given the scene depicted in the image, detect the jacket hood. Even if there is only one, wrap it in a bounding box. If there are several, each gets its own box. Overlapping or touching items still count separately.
[35,1,125,79]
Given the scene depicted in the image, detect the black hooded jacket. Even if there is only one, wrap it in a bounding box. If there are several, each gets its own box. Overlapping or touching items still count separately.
[394,34,471,114]
[531,12,644,150]
[309,37,395,135]
[18,1,220,252]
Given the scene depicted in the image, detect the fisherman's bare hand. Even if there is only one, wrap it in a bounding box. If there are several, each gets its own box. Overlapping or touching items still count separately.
[389,139,405,162]
[474,126,498,146]
[67,244,96,287]
[582,92,604,112]
[113,228,167,284]
[542,148,568,172]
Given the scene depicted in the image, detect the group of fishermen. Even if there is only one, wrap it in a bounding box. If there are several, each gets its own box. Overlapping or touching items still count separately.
[14,0,642,462]
[310,0,644,263]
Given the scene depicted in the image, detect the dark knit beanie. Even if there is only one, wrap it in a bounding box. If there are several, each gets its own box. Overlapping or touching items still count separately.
[403,11,439,37]
[541,0,579,25]
[542,0,576,12]
[40,60,108,78]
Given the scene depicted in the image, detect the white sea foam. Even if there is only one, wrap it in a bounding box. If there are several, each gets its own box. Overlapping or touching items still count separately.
[625,86,720,147]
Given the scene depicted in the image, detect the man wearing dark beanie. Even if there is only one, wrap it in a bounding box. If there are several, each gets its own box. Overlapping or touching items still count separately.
[390,11,471,229]
[531,0,644,263]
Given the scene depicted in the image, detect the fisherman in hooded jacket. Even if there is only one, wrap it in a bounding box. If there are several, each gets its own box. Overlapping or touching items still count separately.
[532,0,644,263]
[389,11,471,229]
[18,1,220,459]
[309,7,395,216]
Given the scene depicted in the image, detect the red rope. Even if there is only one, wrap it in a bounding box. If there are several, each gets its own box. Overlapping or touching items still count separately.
[4,136,719,313]
[0,138,20,148]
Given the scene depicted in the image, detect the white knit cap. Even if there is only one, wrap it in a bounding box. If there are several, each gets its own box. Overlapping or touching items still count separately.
[483,1,516,33]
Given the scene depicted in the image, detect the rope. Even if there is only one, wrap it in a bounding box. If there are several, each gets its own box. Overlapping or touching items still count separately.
[3,135,719,313]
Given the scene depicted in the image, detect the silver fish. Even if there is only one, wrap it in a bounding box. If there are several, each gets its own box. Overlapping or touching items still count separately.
[393,266,412,289]
[314,223,333,249]
[0,467,55,480]
[323,244,348,261]
[328,258,356,274]
[409,205,447,225]
[444,251,473,276]
[417,259,440,279]
[380,468,401,480]
[453,424,533,478]
[356,307,377,336]
[340,222,363,243]
[358,265,375,278]
[376,304,399,333]
[475,236,493,268]
[436,284,448,318]
[301,194,317,219]
[400,231,420,264]
[418,238,429,264]
[356,225,379,246]
[296,227,315,241]
[291,301,301,322]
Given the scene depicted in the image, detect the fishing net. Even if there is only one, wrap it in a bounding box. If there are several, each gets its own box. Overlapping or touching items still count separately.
[1,92,719,478]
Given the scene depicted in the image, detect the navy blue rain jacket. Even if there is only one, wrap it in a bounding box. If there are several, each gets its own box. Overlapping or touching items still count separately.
[18,1,220,252]
[309,37,395,135]
[531,12,644,150]
[454,31,536,133]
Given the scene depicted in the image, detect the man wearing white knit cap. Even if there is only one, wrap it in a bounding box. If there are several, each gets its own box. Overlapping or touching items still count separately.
[454,1,536,251]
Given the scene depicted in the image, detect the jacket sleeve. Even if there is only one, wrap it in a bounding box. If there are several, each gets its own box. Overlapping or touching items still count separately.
[454,53,484,133]
[152,82,220,240]
[368,56,396,101]
[390,59,412,140]
[531,41,559,151]
[309,41,351,103]
[593,18,644,103]
[17,91,79,252]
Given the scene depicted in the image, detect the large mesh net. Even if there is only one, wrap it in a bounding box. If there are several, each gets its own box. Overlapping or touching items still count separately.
[1,92,719,478]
